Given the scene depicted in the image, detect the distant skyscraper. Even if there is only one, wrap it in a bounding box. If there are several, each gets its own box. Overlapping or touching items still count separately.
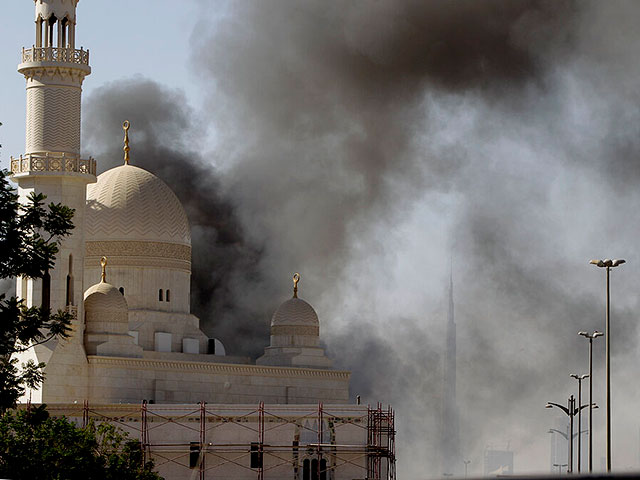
[440,265,461,474]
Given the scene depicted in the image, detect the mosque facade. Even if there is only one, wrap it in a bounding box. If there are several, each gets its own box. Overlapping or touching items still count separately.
[10,2,395,479]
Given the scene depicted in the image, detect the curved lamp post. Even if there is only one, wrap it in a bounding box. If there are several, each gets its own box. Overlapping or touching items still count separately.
[546,396,596,473]
[578,330,603,472]
[590,258,625,472]
[570,373,589,473]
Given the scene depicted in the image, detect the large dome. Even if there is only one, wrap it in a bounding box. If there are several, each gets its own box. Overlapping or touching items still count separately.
[86,164,190,245]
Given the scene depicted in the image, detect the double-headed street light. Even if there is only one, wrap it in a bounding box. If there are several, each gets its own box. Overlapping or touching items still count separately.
[590,258,625,472]
[546,396,595,473]
[570,373,589,473]
[578,330,603,472]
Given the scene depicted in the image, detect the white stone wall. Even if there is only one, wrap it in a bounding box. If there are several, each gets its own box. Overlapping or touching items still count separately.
[79,356,350,405]
[83,264,191,314]
[16,176,91,318]
[127,310,207,353]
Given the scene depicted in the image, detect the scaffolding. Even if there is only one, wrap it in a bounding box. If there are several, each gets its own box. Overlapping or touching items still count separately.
[27,401,396,480]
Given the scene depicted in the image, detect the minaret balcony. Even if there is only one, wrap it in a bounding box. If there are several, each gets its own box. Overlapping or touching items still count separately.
[22,46,89,65]
[11,153,96,179]
[19,47,91,76]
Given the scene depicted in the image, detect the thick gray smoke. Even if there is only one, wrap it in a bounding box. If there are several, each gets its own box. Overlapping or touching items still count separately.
[83,1,640,478]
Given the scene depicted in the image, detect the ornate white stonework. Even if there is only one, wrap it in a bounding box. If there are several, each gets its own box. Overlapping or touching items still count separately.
[15,0,348,421]
[11,153,96,178]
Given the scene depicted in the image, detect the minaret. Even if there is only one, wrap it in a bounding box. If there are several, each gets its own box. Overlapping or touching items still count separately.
[11,0,95,320]
[441,264,461,474]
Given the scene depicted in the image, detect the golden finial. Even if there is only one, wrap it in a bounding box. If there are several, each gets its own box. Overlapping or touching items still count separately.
[122,120,131,165]
[100,256,107,283]
[292,272,300,298]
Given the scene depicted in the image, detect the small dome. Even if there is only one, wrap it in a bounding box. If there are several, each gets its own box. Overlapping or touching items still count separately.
[86,164,190,246]
[271,298,319,327]
[84,281,128,313]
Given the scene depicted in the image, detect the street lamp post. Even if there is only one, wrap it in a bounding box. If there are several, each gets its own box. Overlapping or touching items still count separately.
[570,373,589,473]
[463,460,471,478]
[546,396,594,473]
[590,258,625,472]
[578,330,603,472]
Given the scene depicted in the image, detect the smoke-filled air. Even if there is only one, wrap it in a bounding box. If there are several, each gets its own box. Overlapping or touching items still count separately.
[81,1,640,477]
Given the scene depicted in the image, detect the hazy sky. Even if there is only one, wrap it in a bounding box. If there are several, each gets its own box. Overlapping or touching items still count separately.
[4,1,640,479]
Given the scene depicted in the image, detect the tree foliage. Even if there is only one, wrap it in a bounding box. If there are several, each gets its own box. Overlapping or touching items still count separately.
[0,169,75,409]
[0,405,162,480]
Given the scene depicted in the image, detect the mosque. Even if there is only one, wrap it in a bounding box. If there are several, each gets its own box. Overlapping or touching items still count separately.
[10,2,395,479]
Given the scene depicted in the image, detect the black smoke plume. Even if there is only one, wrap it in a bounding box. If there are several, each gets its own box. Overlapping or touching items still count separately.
[83,1,640,477]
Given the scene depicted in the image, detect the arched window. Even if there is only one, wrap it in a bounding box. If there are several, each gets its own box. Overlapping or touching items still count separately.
[320,459,327,480]
[165,289,170,302]
[158,289,163,301]
[60,17,68,48]
[303,459,310,480]
[119,287,125,295]
[36,16,43,48]
[48,14,57,48]
[311,459,319,480]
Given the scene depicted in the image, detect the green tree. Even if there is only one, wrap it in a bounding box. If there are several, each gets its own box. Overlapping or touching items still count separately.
[0,169,75,409]
[0,405,162,480]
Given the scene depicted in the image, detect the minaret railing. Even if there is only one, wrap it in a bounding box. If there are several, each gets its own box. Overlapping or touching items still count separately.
[10,153,96,176]
[22,46,89,65]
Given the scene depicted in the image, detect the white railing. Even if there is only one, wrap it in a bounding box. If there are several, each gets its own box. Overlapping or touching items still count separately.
[10,153,96,176]
[22,46,89,66]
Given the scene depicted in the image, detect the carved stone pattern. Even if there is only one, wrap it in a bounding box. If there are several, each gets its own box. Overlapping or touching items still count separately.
[85,241,191,260]
[85,256,190,272]
[22,66,88,85]
[26,87,81,154]
[271,325,319,336]
[87,356,351,379]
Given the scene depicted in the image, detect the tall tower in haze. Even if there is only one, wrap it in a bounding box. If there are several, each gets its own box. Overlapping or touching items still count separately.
[11,0,95,319]
[441,264,461,474]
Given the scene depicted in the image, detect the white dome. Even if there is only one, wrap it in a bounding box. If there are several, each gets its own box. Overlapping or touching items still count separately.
[84,281,127,313]
[271,298,319,327]
[86,164,190,246]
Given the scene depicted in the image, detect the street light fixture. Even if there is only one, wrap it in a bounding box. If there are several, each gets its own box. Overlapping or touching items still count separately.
[546,396,594,473]
[578,330,603,472]
[590,258,625,472]
[463,460,471,478]
[570,373,589,473]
